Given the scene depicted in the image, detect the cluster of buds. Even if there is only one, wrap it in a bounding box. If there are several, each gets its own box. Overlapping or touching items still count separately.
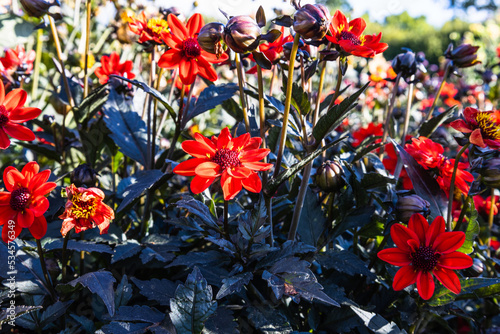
[445,43,481,69]
[396,194,430,223]
[315,160,344,193]
[292,3,330,40]
[391,49,426,83]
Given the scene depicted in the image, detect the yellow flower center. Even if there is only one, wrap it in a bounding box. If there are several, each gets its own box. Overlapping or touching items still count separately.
[71,193,98,220]
[147,18,169,35]
[476,112,500,140]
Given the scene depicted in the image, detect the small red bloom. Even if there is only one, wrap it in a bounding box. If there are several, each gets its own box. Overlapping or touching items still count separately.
[128,11,169,45]
[0,162,56,243]
[326,10,388,58]
[0,80,42,149]
[351,122,383,147]
[405,137,445,170]
[473,195,499,217]
[378,213,473,300]
[0,45,36,76]
[59,184,115,237]
[94,52,135,85]
[247,27,289,74]
[158,14,228,85]
[451,107,500,149]
[173,128,273,200]
[383,143,412,190]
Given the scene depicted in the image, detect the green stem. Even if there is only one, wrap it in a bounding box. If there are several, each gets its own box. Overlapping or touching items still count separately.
[401,75,415,144]
[83,0,91,98]
[328,57,344,111]
[61,232,71,282]
[36,239,56,301]
[31,28,43,100]
[379,73,402,160]
[273,34,301,178]
[425,61,451,121]
[446,142,470,230]
[235,53,250,132]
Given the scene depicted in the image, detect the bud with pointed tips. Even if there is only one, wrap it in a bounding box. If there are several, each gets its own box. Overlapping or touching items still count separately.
[198,22,226,58]
[293,4,330,40]
[71,164,99,188]
[396,194,431,223]
[445,43,481,68]
[223,16,261,53]
[315,160,344,193]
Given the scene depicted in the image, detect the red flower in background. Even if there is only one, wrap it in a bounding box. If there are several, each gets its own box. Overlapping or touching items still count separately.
[0,80,42,149]
[451,107,500,149]
[173,127,273,200]
[247,27,290,74]
[352,122,383,147]
[474,195,499,218]
[378,213,472,300]
[326,10,388,58]
[0,162,56,243]
[436,158,474,196]
[60,184,115,237]
[94,52,135,85]
[0,45,35,76]
[128,11,169,44]
[159,14,228,85]
[383,143,412,190]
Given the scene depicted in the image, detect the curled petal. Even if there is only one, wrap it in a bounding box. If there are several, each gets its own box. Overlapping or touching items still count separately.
[469,128,486,148]
[241,172,262,193]
[195,161,221,178]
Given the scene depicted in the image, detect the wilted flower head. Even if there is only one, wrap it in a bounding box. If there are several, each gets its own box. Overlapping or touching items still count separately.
[451,107,500,149]
[60,184,115,237]
[293,3,330,40]
[20,0,59,18]
[197,22,226,58]
[391,49,426,82]
[445,43,480,68]
[315,160,344,193]
[223,16,262,53]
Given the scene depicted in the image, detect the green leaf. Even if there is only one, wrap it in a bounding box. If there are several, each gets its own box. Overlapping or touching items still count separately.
[216,272,253,299]
[350,306,406,334]
[418,105,456,138]
[74,84,109,125]
[313,83,369,143]
[456,196,479,254]
[170,267,217,334]
[316,251,375,278]
[281,75,311,115]
[115,275,133,308]
[429,278,500,306]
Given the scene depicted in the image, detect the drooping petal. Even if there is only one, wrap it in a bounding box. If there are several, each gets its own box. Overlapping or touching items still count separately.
[17,209,34,228]
[438,252,473,269]
[3,123,35,141]
[469,128,486,148]
[195,57,218,82]
[29,215,47,239]
[190,175,215,194]
[433,267,461,295]
[158,49,183,69]
[377,248,412,266]
[179,59,197,85]
[173,158,207,176]
[241,172,262,193]
[426,215,445,247]
[221,172,242,200]
[60,218,76,237]
[4,89,27,112]
[450,119,473,133]
[391,223,420,252]
[392,265,418,291]
[408,213,428,244]
[0,128,11,149]
[433,231,465,254]
[195,161,221,178]
[416,271,435,300]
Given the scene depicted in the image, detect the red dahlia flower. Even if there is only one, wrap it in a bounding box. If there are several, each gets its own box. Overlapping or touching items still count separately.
[0,80,42,149]
[352,122,383,147]
[378,213,472,300]
[173,128,273,200]
[60,184,115,237]
[0,162,56,243]
[247,27,289,74]
[405,137,445,170]
[158,13,228,85]
[128,11,169,45]
[94,52,135,85]
[326,10,388,58]
[451,107,500,149]
[0,45,36,76]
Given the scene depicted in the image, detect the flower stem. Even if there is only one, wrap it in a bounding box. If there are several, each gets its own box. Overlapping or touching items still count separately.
[446,142,470,231]
[61,232,71,282]
[328,57,344,111]
[223,200,230,240]
[36,239,56,301]
[83,0,91,99]
[79,231,85,276]
[167,84,185,160]
[401,75,415,144]
[235,53,250,133]
[487,188,496,257]
[151,67,164,169]
[157,69,177,136]
[380,73,402,160]
[31,28,43,100]
[273,33,301,178]
[425,61,451,121]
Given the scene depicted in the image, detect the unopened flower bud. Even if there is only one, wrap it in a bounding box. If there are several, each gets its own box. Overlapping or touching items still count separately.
[20,0,59,17]
[71,164,98,188]
[223,16,261,53]
[396,195,430,223]
[445,43,480,68]
[391,50,426,81]
[293,4,330,40]
[315,160,344,192]
[198,22,226,58]
[481,157,500,189]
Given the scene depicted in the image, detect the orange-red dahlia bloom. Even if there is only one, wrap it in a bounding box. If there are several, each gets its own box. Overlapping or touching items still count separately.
[128,11,169,45]
[0,80,42,149]
[0,162,56,243]
[158,13,228,85]
[59,184,115,237]
[94,52,135,85]
[378,213,472,300]
[247,27,289,74]
[326,10,388,58]
[173,128,273,200]
[352,122,383,147]
[451,107,500,149]
[0,45,36,76]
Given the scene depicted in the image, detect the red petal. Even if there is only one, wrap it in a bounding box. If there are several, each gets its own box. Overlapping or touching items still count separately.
[30,197,49,217]
[9,107,42,122]
[332,10,347,34]
[3,123,35,141]
[217,128,232,149]
[195,161,221,178]
[470,128,486,148]
[4,89,26,112]
[32,182,56,198]
[18,209,34,228]
[29,215,47,239]
[391,223,420,252]
[377,248,411,266]
[408,213,428,243]
[167,13,188,39]
[229,166,252,178]
[28,169,50,192]
[392,265,418,291]
[241,161,273,171]
[182,140,215,158]
[241,172,262,193]
[438,252,473,269]
[450,119,472,133]
[221,172,242,200]
[4,168,26,190]
[463,107,478,123]
[179,59,196,85]
[433,231,466,254]
[425,215,445,247]
[229,133,250,151]
[417,271,435,300]
[158,49,183,69]
[433,267,461,295]
[174,158,207,176]
[0,80,4,104]
[348,17,366,36]
[0,128,11,149]
[60,218,76,237]
[190,175,215,194]
[187,13,204,37]
[195,56,218,82]
[239,148,271,162]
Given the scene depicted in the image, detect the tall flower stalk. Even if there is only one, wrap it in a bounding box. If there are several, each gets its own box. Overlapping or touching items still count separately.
[425,62,451,121]
[235,53,250,132]
[446,142,470,230]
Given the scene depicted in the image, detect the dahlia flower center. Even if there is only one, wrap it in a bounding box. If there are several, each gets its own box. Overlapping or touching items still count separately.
[72,195,98,220]
[411,246,440,272]
[476,112,500,140]
[340,31,362,46]
[147,18,169,36]
[182,37,202,59]
[10,187,31,211]
[212,149,241,169]
[0,105,8,128]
